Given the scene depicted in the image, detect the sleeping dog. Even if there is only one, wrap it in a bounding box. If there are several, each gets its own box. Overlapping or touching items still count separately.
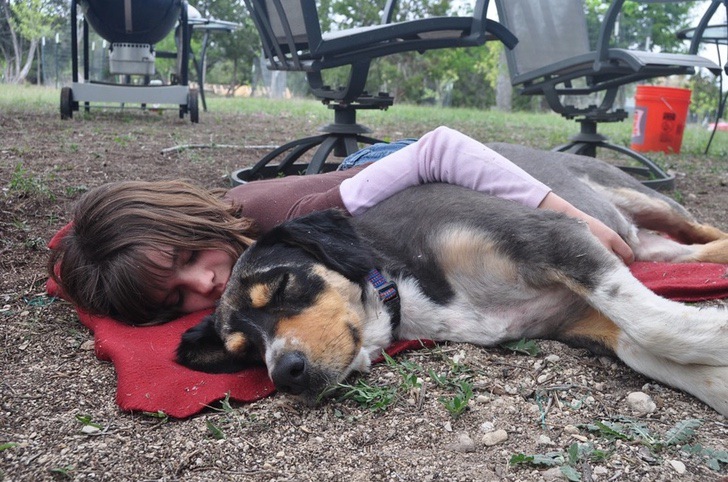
[177,143,728,416]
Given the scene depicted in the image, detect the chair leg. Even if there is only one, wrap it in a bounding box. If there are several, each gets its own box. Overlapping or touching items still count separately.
[305,134,384,174]
[230,97,391,185]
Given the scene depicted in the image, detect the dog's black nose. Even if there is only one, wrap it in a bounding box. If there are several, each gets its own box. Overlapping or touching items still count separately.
[271,352,310,395]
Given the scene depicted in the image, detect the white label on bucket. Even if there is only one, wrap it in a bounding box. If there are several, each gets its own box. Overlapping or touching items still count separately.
[631,107,647,144]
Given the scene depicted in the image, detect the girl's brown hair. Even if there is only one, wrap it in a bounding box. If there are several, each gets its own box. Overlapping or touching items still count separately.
[48,180,256,325]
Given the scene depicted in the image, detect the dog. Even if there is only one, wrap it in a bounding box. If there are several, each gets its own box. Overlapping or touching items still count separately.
[177,143,728,416]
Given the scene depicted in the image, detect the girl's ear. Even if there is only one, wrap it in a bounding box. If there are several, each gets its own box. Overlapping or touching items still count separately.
[257,209,372,282]
[176,314,253,373]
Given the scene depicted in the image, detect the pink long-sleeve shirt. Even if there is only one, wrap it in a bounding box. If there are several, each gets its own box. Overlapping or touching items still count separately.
[226,126,551,234]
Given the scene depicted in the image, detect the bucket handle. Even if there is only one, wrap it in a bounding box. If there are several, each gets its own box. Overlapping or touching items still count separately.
[661,97,676,112]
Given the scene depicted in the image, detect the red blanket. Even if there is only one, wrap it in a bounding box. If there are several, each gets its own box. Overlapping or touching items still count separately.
[46,226,728,418]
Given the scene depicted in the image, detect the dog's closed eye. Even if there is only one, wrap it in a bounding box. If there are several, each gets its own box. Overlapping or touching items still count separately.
[248,271,291,309]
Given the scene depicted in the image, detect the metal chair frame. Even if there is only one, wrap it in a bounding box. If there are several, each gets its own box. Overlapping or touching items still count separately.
[232,0,517,184]
[495,0,721,190]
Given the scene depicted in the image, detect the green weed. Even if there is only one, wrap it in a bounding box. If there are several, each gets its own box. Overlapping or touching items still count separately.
[8,163,55,200]
[75,414,104,435]
[141,410,169,423]
[335,349,479,417]
[112,134,134,147]
[438,380,474,418]
[336,379,398,411]
[200,392,261,439]
[582,417,701,450]
[501,338,541,356]
[510,417,724,478]
[65,185,89,197]
[206,420,226,440]
[49,466,74,480]
[681,444,728,471]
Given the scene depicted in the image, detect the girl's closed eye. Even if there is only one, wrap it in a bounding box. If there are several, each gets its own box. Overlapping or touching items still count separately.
[186,250,199,265]
[176,249,197,266]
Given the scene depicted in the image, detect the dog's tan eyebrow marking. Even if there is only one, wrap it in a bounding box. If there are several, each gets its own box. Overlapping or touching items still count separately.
[225,332,247,353]
[249,283,272,309]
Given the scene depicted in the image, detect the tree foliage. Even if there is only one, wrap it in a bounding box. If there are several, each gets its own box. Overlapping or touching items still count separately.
[689,70,723,122]
[318,0,502,108]
[1,0,59,83]
[190,0,260,88]
[585,0,693,52]
[1,0,719,118]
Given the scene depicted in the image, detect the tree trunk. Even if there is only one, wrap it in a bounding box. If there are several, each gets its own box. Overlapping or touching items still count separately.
[15,39,38,84]
[495,49,512,112]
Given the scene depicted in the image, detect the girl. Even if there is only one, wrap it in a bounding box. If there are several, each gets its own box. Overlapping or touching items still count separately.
[49,127,632,326]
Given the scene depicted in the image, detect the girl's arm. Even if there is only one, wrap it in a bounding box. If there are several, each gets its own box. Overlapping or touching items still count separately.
[340,126,633,263]
[340,126,551,214]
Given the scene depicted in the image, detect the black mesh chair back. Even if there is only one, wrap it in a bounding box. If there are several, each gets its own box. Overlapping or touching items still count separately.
[499,0,591,83]
[495,0,721,190]
[232,0,518,184]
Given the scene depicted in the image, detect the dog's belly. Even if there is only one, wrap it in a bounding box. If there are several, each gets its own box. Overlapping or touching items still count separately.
[402,225,591,344]
[395,274,589,346]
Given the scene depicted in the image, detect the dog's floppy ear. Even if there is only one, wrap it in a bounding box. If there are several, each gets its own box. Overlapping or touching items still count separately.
[176,314,252,373]
[259,209,372,282]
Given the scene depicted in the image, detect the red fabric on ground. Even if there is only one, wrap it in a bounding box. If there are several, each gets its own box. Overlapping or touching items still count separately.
[629,262,728,302]
[47,224,728,418]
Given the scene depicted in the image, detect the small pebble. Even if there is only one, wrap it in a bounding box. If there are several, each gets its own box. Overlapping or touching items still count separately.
[451,432,476,453]
[626,391,657,414]
[481,429,508,446]
[668,460,686,474]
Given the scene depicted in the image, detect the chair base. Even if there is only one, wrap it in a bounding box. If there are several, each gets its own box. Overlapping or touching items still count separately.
[230,93,393,186]
[552,115,675,191]
[554,137,675,191]
[230,131,384,186]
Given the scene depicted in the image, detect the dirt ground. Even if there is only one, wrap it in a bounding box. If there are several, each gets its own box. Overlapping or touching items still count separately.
[1,106,727,482]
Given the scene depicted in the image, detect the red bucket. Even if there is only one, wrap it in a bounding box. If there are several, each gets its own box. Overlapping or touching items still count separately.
[630,85,691,154]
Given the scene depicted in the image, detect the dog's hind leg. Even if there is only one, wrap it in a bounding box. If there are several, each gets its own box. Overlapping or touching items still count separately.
[591,186,728,263]
[596,186,728,243]
[616,336,728,417]
[633,230,728,264]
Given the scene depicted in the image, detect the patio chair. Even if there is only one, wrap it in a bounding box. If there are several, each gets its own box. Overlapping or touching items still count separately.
[494,0,721,190]
[231,0,517,184]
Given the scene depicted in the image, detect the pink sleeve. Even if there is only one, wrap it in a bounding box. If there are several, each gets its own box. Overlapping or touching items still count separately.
[339,126,552,216]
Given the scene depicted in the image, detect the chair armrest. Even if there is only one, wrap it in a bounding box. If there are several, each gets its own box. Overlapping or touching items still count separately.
[486,18,518,49]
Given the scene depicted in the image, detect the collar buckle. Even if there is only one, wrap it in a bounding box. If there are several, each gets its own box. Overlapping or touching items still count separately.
[366,269,401,329]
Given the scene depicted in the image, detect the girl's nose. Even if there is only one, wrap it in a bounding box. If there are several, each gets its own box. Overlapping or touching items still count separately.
[180,266,215,296]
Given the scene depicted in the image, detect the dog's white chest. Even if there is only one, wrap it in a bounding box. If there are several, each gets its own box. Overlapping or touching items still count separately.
[386,277,581,346]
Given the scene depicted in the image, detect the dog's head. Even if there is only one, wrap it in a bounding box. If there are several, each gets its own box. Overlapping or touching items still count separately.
[176,210,379,403]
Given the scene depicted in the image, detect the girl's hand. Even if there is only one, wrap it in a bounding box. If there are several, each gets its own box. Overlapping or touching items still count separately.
[580,214,635,265]
[538,192,635,265]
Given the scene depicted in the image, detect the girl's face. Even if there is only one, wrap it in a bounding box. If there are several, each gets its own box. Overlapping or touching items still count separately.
[147,247,236,314]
